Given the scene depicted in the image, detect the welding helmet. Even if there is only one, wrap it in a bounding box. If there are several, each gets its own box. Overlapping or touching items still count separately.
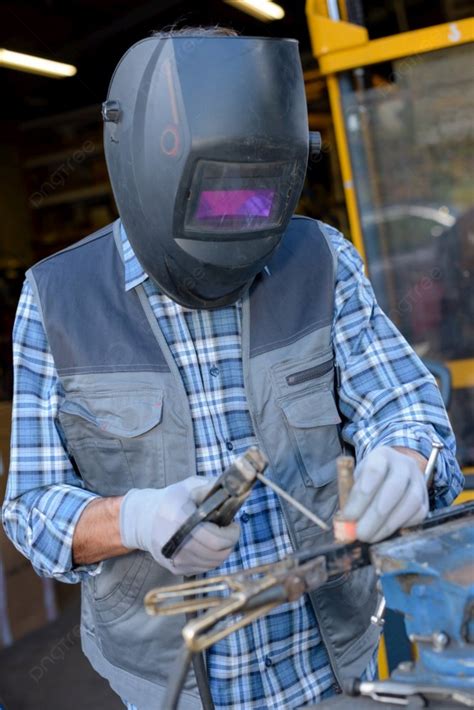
[103,34,309,309]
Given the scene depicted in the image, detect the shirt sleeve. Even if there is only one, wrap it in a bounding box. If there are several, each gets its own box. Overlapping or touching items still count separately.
[1,280,101,582]
[324,223,464,508]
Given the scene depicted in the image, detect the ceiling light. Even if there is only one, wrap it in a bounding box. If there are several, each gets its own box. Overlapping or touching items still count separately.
[224,0,285,22]
[0,49,77,78]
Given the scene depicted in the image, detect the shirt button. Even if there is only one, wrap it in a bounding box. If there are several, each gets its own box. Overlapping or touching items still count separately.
[226,440,234,451]
[241,512,250,523]
[264,656,273,668]
[210,366,219,377]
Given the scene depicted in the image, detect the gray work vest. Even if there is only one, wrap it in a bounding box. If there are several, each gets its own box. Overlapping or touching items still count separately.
[27,217,380,710]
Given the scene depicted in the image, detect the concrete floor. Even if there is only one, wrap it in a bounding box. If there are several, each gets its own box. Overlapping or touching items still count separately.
[0,603,461,710]
[0,601,122,710]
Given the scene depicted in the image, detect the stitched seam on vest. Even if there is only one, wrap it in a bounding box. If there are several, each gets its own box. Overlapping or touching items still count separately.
[112,219,124,263]
[31,224,114,270]
[316,219,339,273]
[32,226,171,376]
[57,365,170,375]
[250,317,332,358]
[248,217,337,358]
[338,619,380,664]
[25,269,48,339]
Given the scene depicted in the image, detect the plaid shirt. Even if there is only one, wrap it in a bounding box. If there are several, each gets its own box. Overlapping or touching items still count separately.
[3,222,463,709]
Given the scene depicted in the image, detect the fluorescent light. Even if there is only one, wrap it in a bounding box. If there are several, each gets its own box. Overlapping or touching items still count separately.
[224,0,285,22]
[0,49,77,78]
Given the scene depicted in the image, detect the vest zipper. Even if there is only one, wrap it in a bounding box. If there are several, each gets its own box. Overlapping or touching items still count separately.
[286,358,333,386]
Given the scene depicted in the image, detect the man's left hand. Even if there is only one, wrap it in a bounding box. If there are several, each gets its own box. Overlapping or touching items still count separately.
[342,446,429,542]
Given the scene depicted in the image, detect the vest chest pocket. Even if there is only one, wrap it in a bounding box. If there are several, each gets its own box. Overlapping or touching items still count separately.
[279,388,342,488]
[58,389,164,496]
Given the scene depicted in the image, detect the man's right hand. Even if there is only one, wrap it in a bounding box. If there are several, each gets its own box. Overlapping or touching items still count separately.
[119,477,240,575]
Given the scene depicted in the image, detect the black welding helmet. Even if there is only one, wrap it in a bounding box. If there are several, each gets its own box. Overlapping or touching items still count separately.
[103,34,309,309]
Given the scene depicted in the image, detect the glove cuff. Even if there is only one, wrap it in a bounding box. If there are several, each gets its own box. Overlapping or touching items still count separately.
[119,488,163,551]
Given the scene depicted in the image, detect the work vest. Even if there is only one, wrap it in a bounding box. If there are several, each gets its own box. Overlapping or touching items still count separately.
[27,217,380,710]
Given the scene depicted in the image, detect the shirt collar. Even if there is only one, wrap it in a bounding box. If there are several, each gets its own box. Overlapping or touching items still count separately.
[118,221,246,310]
[120,221,149,292]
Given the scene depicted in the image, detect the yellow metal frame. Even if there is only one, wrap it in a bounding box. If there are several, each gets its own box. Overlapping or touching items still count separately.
[307,12,474,75]
[307,14,369,60]
[447,360,474,390]
[305,2,474,381]
[325,73,367,263]
[377,634,390,680]
[456,490,474,504]
[306,8,474,677]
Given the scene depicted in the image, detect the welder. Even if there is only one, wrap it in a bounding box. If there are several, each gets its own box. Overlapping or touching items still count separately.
[2,26,463,710]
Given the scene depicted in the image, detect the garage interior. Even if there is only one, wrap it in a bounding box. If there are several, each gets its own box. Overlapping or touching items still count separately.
[0,2,473,708]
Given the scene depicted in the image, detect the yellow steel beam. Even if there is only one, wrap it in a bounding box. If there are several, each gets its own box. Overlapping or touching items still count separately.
[311,0,330,18]
[325,74,367,263]
[338,0,349,23]
[305,3,474,350]
[447,359,474,389]
[456,490,474,504]
[306,0,356,22]
[377,633,389,680]
[307,14,368,59]
[306,12,474,75]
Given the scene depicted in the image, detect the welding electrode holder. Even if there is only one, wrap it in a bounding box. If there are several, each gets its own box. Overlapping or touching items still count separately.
[161,447,268,560]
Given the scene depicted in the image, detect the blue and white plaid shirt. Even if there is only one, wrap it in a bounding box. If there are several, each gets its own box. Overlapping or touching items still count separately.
[3,222,463,709]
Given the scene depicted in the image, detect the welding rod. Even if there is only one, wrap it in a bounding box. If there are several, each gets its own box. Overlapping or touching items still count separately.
[255,473,330,531]
[424,441,444,488]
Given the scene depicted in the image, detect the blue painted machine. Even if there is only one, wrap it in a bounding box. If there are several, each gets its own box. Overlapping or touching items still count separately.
[326,502,474,708]
[374,509,474,689]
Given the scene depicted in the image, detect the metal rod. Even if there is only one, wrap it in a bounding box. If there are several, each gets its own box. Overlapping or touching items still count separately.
[352,679,474,707]
[370,596,386,627]
[162,645,193,710]
[156,582,229,598]
[424,441,444,488]
[256,473,330,531]
[336,455,355,510]
[327,0,341,21]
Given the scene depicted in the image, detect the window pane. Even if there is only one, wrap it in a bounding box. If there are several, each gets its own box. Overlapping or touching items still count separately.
[340,44,474,465]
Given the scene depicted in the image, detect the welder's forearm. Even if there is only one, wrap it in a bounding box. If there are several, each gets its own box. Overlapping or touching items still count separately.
[72,495,130,565]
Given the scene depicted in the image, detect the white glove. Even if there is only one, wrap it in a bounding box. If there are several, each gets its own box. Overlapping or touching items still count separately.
[342,446,429,542]
[120,477,240,575]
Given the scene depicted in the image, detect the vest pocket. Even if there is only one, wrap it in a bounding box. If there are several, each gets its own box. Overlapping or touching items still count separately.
[93,551,152,623]
[58,389,164,496]
[279,389,342,487]
[90,553,187,681]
